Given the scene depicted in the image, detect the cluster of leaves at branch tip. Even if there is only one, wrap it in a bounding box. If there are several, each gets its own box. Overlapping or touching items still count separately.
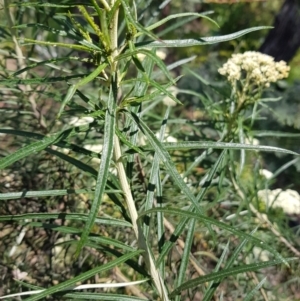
[218,51,290,107]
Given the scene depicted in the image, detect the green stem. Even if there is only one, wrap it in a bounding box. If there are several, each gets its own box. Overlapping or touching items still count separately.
[108,2,168,299]
[100,0,111,10]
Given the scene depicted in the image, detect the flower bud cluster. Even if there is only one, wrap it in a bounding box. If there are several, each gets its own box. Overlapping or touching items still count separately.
[218,51,290,87]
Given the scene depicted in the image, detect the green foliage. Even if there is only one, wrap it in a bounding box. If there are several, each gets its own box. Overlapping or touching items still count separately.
[0,1,299,301]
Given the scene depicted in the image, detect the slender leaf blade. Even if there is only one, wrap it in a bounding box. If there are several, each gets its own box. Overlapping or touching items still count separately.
[170,258,296,297]
[140,208,288,265]
[20,250,143,301]
[136,26,272,48]
[0,130,73,170]
[75,80,116,256]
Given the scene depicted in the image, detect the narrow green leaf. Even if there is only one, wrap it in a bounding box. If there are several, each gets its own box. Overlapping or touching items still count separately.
[156,150,225,266]
[21,250,143,301]
[136,26,272,48]
[174,218,196,298]
[89,235,136,252]
[45,148,126,219]
[128,111,205,216]
[121,0,161,42]
[203,229,258,301]
[141,207,288,266]
[12,57,82,76]
[22,38,91,52]
[57,62,108,118]
[202,242,229,301]
[14,23,79,39]
[46,148,99,177]
[115,128,145,157]
[243,277,267,301]
[0,128,99,159]
[57,85,77,117]
[154,56,196,77]
[23,221,134,251]
[147,77,181,105]
[253,131,300,138]
[0,74,89,86]
[0,213,131,228]
[143,141,299,156]
[13,2,79,7]
[156,171,165,278]
[143,106,171,238]
[0,189,92,200]
[145,12,219,32]
[117,48,175,84]
[170,258,296,297]
[75,79,116,257]
[0,129,73,170]
[62,293,149,300]
[120,78,176,105]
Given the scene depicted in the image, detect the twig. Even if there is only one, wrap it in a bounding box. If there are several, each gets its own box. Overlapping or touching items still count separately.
[231,174,300,257]
[4,0,47,129]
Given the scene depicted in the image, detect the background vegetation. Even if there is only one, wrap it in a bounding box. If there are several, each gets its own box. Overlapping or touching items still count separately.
[0,0,299,300]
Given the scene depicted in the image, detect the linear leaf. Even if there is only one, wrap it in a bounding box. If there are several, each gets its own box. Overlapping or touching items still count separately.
[22,38,91,52]
[156,150,225,266]
[12,2,80,7]
[48,148,99,177]
[12,57,83,76]
[253,131,300,138]
[0,128,98,159]
[0,74,89,86]
[0,189,92,200]
[202,229,257,301]
[0,213,131,227]
[25,222,134,251]
[121,0,161,42]
[143,106,171,238]
[170,258,296,297]
[0,129,73,170]
[45,148,126,219]
[75,80,116,256]
[14,23,81,40]
[145,12,219,32]
[143,141,299,156]
[128,111,205,216]
[243,277,267,301]
[61,293,149,300]
[57,62,108,117]
[20,250,143,301]
[136,26,272,48]
[140,208,287,265]
[117,48,175,84]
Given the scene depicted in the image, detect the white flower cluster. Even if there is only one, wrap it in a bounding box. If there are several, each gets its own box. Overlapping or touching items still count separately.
[218,51,290,87]
[258,188,300,215]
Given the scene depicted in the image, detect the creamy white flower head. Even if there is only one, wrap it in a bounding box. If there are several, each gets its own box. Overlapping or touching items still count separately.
[258,188,300,215]
[218,51,290,87]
